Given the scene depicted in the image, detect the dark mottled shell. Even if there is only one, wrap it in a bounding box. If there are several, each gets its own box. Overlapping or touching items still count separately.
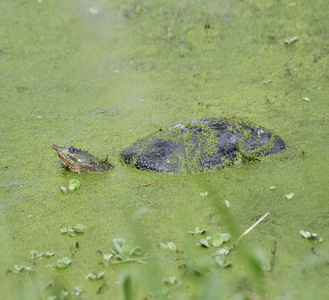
[121,118,285,173]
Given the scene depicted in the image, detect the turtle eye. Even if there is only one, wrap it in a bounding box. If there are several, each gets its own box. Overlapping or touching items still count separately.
[69,147,76,154]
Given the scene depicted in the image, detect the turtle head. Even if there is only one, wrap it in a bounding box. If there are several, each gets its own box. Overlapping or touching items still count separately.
[52,145,113,174]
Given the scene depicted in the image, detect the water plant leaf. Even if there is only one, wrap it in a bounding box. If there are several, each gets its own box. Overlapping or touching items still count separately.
[212,233,231,247]
[60,227,68,234]
[113,238,126,254]
[215,256,231,268]
[85,272,105,280]
[285,192,295,199]
[73,224,85,233]
[214,248,228,256]
[56,257,71,268]
[200,238,210,248]
[188,227,207,235]
[302,97,310,102]
[69,179,80,191]
[13,264,34,273]
[30,250,44,260]
[103,253,113,261]
[161,242,177,251]
[88,7,99,15]
[269,185,277,190]
[61,186,67,193]
[129,246,142,256]
[72,286,83,296]
[300,230,318,239]
[225,200,230,207]
[163,276,177,285]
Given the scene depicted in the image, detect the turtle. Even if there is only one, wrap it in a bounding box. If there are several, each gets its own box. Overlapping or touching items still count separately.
[53,117,285,174]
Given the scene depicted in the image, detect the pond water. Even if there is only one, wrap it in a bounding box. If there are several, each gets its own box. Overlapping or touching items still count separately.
[1,0,328,299]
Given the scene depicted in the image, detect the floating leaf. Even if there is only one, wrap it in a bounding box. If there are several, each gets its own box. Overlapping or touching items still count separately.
[113,238,126,254]
[60,227,68,234]
[215,256,231,268]
[61,186,67,193]
[302,97,310,102]
[69,179,80,191]
[13,265,34,273]
[45,252,55,257]
[30,250,43,259]
[72,286,83,297]
[103,253,113,261]
[73,224,85,233]
[200,191,208,197]
[189,227,207,235]
[161,242,177,251]
[285,192,295,200]
[300,230,318,239]
[56,257,71,268]
[212,233,231,247]
[269,185,277,190]
[200,238,210,248]
[214,248,228,256]
[129,246,142,257]
[85,272,105,280]
[225,200,230,207]
[88,7,99,15]
[163,276,177,285]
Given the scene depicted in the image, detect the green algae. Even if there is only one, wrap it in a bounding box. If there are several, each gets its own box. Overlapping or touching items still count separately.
[0,0,329,299]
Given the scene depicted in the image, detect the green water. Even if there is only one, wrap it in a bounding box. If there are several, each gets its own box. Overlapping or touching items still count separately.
[0,0,328,299]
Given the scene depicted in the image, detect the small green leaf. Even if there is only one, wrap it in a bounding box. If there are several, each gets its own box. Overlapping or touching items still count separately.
[212,233,231,247]
[56,257,71,268]
[215,256,231,268]
[69,179,80,190]
[161,242,177,251]
[60,290,69,297]
[189,227,207,235]
[285,192,295,200]
[163,276,177,285]
[73,224,85,233]
[129,246,142,256]
[60,186,67,193]
[302,97,310,102]
[45,252,55,257]
[269,185,277,190]
[103,253,113,260]
[60,227,67,234]
[14,265,25,272]
[200,238,210,248]
[113,238,125,254]
[225,200,230,207]
[85,273,98,280]
[214,248,228,256]
[200,191,208,197]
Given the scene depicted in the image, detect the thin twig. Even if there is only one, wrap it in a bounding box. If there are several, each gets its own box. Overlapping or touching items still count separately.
[133,179,158,188]
[225,212,270,255]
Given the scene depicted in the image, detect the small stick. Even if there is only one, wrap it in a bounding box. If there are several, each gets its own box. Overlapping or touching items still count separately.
[225,212,270,255]
[133,179,158,188]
